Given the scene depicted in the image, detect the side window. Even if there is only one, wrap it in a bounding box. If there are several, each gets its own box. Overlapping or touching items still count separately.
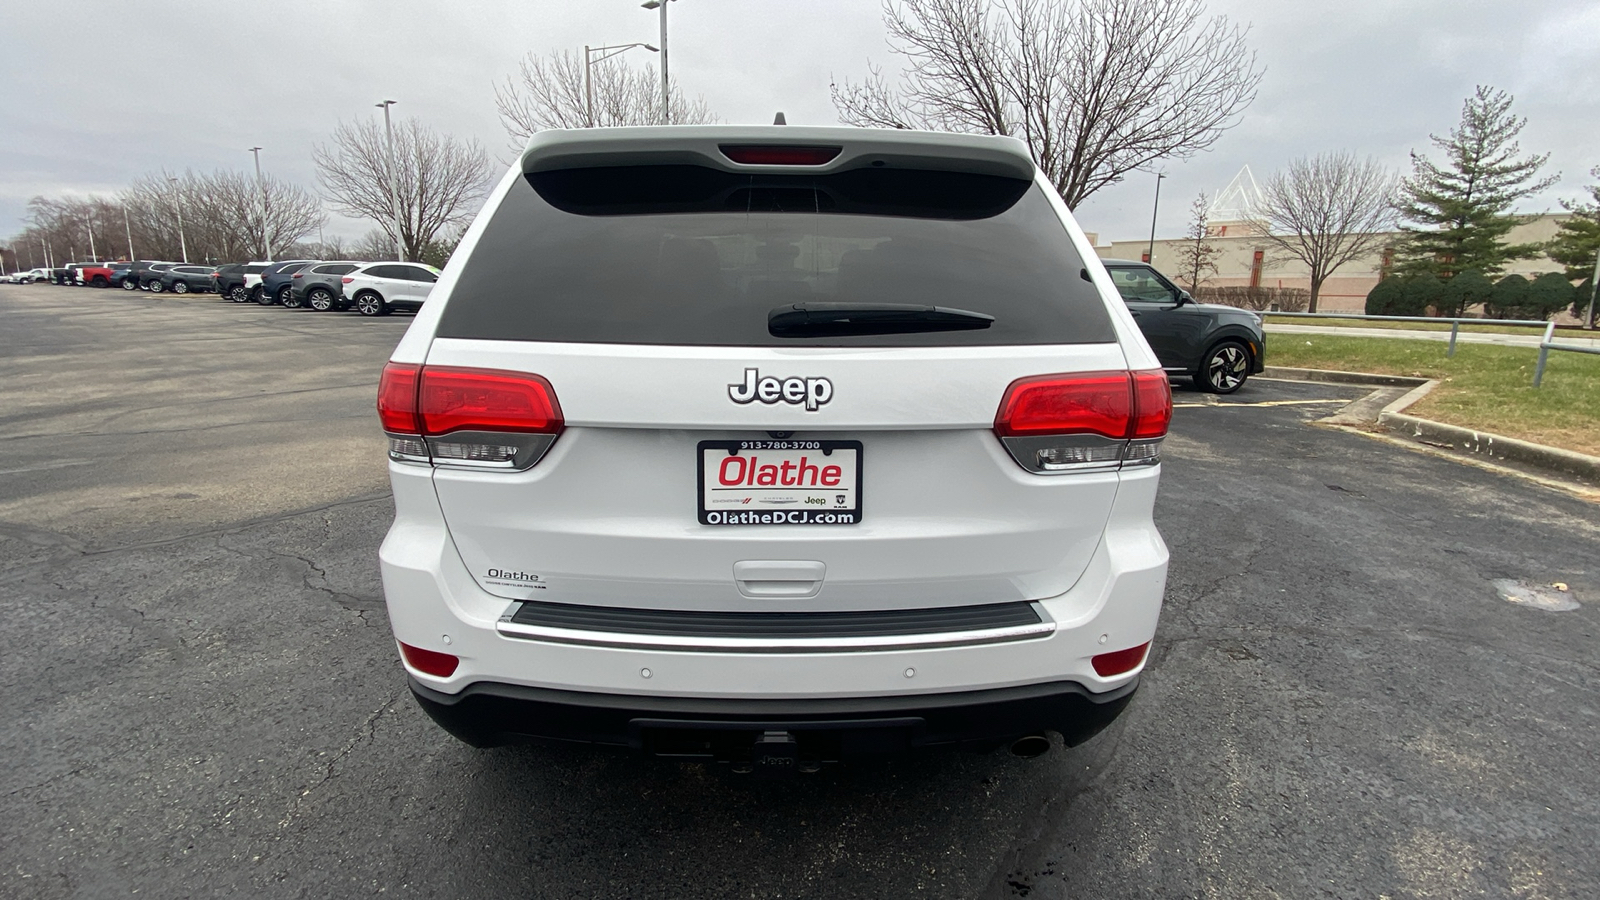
[326,264,358,276]
[365,265,396,279]
[403,266,438,283]
[1108,267,1178,303]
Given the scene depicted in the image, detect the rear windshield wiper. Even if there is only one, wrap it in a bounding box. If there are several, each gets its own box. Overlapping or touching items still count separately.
[768,303,995,338]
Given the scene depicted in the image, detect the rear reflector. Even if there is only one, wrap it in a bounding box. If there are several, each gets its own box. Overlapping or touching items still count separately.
[1092,642,1150,677]
[399,642,459,677]
[720,144,842,166]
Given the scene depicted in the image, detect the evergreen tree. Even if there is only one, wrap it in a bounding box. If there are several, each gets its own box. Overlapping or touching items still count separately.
[1395,86,1557,280]
[1546,166,1600,287]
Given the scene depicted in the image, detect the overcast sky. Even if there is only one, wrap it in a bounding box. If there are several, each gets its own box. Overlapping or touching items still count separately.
[4,0,1599,249]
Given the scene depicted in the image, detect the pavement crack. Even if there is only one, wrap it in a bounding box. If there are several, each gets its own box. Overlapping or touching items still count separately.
[278,692,403,828]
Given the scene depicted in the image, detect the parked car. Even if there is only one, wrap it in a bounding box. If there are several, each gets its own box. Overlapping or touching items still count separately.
[9,268,51,284]
[137,262,183,291]
[214,262,272,302]
[75,262,127,288]
[51,262,100,285]
[377,126,1172,764]
[256,260,316,306]
[152,265,219,294]
[342,262,441,316]
[289,261,361,311]
[1099,259,1266,394]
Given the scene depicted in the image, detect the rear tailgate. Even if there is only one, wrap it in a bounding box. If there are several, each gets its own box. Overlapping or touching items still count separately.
[410,126,1138,615]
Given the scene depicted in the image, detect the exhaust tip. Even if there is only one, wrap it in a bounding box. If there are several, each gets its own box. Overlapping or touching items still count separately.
[1010,734,1051,759]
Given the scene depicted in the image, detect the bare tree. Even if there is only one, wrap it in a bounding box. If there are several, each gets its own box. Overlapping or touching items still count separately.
[832,0,1262,208]
[1250,152,1399,312]
[1174,192,1222,290]
[313,117,494,262]
[496,48,715,148]
[120,171,323,262]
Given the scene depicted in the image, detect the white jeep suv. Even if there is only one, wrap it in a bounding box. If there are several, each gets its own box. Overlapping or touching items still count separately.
[377,126,1170,768]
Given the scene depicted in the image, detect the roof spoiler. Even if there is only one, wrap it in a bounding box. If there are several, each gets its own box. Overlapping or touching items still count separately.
[519,125,1036,181]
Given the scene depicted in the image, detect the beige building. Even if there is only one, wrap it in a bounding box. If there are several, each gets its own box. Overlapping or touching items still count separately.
[1090,215,1572,314]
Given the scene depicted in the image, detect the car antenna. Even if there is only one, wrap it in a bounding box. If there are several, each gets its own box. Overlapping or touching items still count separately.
[773,112,787,125]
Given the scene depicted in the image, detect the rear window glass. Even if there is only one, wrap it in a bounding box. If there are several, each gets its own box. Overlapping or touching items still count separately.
[438,165,1113,347]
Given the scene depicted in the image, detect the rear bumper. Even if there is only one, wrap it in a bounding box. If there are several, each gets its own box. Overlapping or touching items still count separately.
[409,675,1137,756]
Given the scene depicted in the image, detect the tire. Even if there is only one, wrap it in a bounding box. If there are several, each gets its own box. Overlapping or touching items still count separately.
[256,285,275,305]
[280,286,302,308]
[1197,340,1251,394]
[354,292,387,317]
[307,288,336,311]
[147,280,164,293]
[172,281,189,294]
[92,276,109,288]
[120,278,138,291]
[229,285,249,302]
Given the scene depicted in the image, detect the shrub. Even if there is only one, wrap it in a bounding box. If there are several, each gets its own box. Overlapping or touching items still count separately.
[1402,273,1444,316]
[1484,274,1530,319]
[1193,285,1310,311]
[1364,277,1407,315]
[1440,269,1495,317]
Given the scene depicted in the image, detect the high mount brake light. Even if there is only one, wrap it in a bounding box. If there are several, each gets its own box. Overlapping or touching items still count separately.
[377,363,564,470]
[719,145,842,166]
[993,371,1171,473]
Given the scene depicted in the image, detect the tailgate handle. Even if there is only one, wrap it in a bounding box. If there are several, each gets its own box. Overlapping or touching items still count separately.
[734,560,826,599]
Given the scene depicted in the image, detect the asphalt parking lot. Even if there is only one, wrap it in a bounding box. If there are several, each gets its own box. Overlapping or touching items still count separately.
[2,282,1597,899]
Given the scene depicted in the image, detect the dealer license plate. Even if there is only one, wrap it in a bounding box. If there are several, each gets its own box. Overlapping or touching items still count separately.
[697,440,863,526]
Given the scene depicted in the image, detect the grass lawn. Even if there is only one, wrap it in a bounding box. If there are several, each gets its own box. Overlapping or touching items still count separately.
[1264,315,1557,336]
[1269,335,1600,456]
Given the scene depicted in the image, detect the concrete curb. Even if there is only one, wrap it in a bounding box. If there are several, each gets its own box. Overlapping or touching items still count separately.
[1262,366,1428,387]
[1263,366,1600,485]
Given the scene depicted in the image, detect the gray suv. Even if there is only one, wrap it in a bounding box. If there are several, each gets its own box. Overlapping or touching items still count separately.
[1101,260,1266,393]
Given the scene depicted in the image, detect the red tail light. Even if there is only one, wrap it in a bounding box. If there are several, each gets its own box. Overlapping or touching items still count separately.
[1130,370,1172,439]
[399,641,459,677]
[419,367,563,435]
[995,372,1134,438]
[341,276,354,284]
[1092,642,1150,677]
[993,370,1171,473]
[292,272,304,278]
[377,362,421,433]
[720,145,842,165]
[378,363,564,470]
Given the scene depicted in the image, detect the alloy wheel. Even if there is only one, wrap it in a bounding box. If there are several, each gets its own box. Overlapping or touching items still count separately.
[309,289,333,311]
[1207,344,1248,392]
[356,294,383,316]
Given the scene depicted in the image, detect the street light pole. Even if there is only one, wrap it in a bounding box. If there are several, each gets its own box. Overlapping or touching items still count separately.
[169,176,189,263]
[376,100,403,260]
[1146,172,1166,266]
[641,0,674,123]
[249,147,271,261]
[86,215,97,261]
[584,42,659,127]
[1585,246,1599,330]
[123,205,135,260]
